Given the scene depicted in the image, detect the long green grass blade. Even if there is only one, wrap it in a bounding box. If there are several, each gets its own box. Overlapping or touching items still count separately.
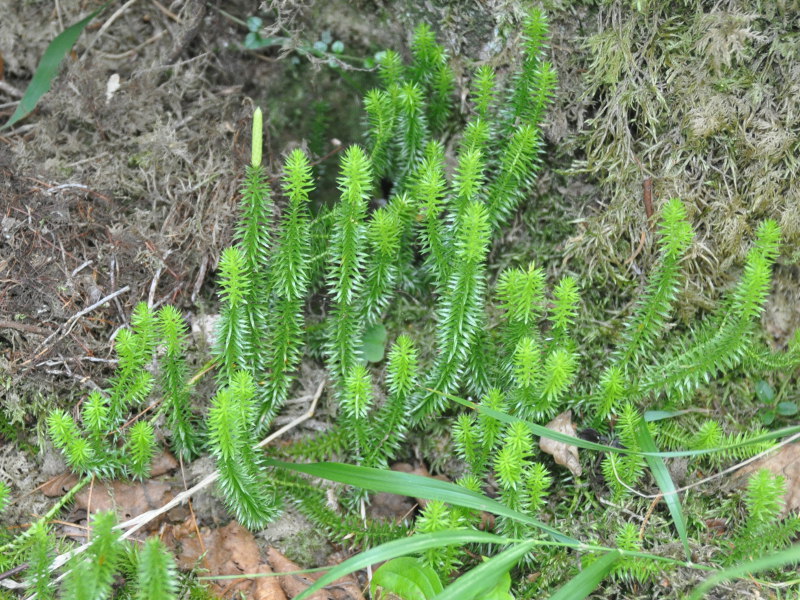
[432,541,538,600]
[2,3,109,129]
[688,543,800,600]
[290,530,514,600]
[266,459,577,543]
[446,391,800,458]
[546,551,621,600]
[635,420,690,560]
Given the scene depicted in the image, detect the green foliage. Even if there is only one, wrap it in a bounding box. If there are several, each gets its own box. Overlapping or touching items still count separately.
[136,538,178,600]
[601,403,646,501]
[0,482,8,514]
[207,371,279,529]
[411,141,450,285]
[24,521,54,600]
[9,512,183,600]
[214,247,251,382]
[416,501,466,579]
[371,556,444,599]
[46,302,199,479]
[273,469,408,549]
[364,88,396,178]
[724,469,800,565]
[15,10,800,600]
[2,4,108,129]
[340,364,374,464]
[157,305,198,460]
[127,421,156,479]
[408,24,453,135]
[326,145,373,392]
[414,201,491,420]
[640,219,784,399]
[366,335,419,468]
[362,203,404,327]
[261,149,314,423]
[606,523,658,584]
[64,512,123,600]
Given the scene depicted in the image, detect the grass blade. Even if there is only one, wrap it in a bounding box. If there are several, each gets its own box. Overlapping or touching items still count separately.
[2,3,109,129]
[546,551,621,600]
[688,543,800,600]
[432,541,538,600]
[447,391,800,459]
[289,530,514,600]
[635,420,690,560]
[266,459,577,544]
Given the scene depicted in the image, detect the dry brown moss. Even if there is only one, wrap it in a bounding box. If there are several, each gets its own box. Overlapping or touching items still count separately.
[558,1,800,322]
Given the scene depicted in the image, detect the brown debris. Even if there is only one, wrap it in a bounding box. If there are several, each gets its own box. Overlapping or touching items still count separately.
[41,450,178,499]
[149,450,179,476]
[267,547,364,600]
[75,479,182,524]
[539,410,582,477]
[41,472,80,497]
[166,521,286,600]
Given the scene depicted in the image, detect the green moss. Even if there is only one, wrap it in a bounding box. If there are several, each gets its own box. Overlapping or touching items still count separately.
[278,527,330,568]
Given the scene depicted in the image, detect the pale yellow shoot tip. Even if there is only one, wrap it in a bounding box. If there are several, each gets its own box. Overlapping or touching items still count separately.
[251,107,263,167]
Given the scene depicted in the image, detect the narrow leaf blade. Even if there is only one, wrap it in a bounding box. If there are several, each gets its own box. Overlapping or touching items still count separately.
[3,3,109,129]
[448,390,800,458]
[432,541,537,600]
[266,459,577,544]
[688,543,800,600]
[635,420,690,560]
[288,530,513,600]
[546,551,621,600]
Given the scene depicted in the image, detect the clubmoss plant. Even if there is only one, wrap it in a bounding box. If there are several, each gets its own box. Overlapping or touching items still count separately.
[11,8,800,600]
[47,302,179,479]
[723,469,800,565]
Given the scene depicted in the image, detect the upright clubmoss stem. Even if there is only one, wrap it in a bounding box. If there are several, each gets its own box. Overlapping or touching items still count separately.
[251,107,263,168]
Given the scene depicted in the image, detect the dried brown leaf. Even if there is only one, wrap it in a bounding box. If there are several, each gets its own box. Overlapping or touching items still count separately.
[166,521,286,600]
[267,547,327,600]
[539,410,582,477]
[75,479,180,524]
[41,473,79,497]
[267,547,364,600]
